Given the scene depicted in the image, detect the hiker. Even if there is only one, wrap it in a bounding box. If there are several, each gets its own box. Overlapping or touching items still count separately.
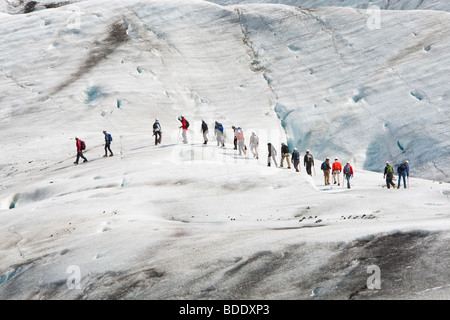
[201,120,209,145]
[103,131,114,157]
[237,127,247,153]
[384,161,396,189]
[304,150,314,176]
[292,147,300,172]
[267,143,278,167]
[332,158,342,186]
[321,157,331,185]
[249,132,259,159]
[215,121,225,147]
[343,162,354,189]
[178,115,189,144]
[74,137,88,164]
[397,160,409,189]
[280,143,291,169]
[153,119,162,145]
[237,129,245,155]
[232,126,238,150]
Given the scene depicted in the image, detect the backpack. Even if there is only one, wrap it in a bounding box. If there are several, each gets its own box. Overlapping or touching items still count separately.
[218,123,223,132]
[306,153,313,163]
[106,133,112,142]
[185,119,190,129]
[321,161,327,170]
[80,140,86,151]
[386,165,393,174]
[344,164,351,174]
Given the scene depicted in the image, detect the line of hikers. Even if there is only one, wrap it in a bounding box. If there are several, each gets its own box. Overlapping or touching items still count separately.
[317,156,409,189]
[73,130,113,165]
[75,116,410,189]
[197,116,411,190]
[383,160,410,189]
[270,146,355,189]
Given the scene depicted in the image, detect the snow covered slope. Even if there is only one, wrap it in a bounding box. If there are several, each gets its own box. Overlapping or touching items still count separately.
[1,0,450,300]
[231,4,450,181]
[2,0,449,181]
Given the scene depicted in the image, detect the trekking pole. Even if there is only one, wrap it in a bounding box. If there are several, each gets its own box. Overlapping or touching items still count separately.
[313,165,316,176]
[407,176,410,188]
[177,127,181,140]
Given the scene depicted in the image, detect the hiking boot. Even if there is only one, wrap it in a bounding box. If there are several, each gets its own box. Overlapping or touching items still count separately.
[83,159,88,163]
[103,155,108,157]
[110,154,114,157]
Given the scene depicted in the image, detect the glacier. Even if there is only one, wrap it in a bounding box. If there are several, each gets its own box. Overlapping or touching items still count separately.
[1,0,450,300]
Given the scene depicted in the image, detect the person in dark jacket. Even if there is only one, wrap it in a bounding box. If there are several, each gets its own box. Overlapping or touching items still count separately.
[304,150,314,176]
[74,137,88,164]
[397,160,409,189]
[384,162,396,189]
[201,120,209,145]
[232,126,238,150]
[292,148,300,172]
[153,119,162,145]
[103,131,114,157]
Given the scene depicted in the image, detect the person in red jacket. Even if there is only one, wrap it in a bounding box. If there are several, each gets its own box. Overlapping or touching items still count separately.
[343,162,354,189]
[178,115,189,144]
[332,158,342,186]
[74,137,88,165]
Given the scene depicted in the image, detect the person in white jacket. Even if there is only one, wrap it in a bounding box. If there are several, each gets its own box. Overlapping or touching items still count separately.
[267,143,278,167]
[249,132,259,159]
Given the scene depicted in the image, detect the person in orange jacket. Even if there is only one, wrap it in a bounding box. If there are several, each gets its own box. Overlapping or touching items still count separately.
[237,129,245,155]
[332,158,342,186]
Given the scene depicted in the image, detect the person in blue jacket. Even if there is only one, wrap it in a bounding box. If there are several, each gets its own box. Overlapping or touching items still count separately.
[103,131,113,157]
[292,148,300,172]
[215,121,225,147]
[397,160,409,189]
